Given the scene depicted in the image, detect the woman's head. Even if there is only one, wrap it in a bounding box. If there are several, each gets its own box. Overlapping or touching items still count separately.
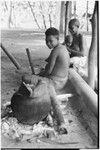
[45,27,59,49]
[68,19,80,35]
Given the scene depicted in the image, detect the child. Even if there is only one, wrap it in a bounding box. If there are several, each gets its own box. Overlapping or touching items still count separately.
[64,35,73,57]
[65,35,73,47]
[40,27,70,90]
[67,18,87,58]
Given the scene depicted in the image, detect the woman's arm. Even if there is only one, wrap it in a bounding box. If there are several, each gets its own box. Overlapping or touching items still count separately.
[67,46,84,57]
[44,50,57,76]
[66,34,87,57]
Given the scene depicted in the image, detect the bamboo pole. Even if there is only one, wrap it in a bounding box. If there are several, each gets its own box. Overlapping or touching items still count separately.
[26,48,35,74]
[1,43,21,70]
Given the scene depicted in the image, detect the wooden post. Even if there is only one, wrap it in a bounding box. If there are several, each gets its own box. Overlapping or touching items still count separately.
[1,43,21,70]
[59,1,65,33]
[26,48,35,74]
[88,2,98,90]
[64,1,72,41]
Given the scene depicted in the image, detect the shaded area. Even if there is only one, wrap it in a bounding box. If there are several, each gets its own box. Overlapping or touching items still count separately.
[1,30,97,148]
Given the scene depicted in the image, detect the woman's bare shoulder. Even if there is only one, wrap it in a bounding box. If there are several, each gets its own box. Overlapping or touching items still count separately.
[57,44,69,57]
[57,44,67,51]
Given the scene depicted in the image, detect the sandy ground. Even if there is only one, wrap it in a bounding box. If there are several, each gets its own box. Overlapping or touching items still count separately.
[1,29,98,149]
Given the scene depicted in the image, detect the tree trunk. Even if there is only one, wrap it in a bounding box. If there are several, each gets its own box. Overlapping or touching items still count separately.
[55,2,61,29]
[4,1,8,11]
[73,1,76,18]
[86,1,89,31]
[64,1,72,40]
[88,2,98,90]
[28,1,41,29]
[8,1,13,28]
[40,3,47,29]
[12,3,16,27]
[59,1,65,33]
[48,2,53,28]
[49,14,52,27]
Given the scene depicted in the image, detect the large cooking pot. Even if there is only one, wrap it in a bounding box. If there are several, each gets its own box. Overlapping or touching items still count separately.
[11,75,51,125]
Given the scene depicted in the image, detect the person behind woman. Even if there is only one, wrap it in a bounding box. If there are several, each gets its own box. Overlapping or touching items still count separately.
[64,19,88,78]
[65,18,88,58]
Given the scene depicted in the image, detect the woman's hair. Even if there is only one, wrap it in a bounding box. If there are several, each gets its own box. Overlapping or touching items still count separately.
[68,19,80,30]
[45,27,59,37]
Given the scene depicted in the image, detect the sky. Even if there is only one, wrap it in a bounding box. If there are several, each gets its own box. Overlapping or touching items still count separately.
[76,1,95,17]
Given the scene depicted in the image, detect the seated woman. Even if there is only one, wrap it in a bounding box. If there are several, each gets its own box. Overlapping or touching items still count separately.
[39,27,70,91]
[66,18,88,58]
[64,19,88,77]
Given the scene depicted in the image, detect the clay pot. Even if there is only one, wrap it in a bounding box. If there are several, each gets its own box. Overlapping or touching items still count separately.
[11,82,51,125]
